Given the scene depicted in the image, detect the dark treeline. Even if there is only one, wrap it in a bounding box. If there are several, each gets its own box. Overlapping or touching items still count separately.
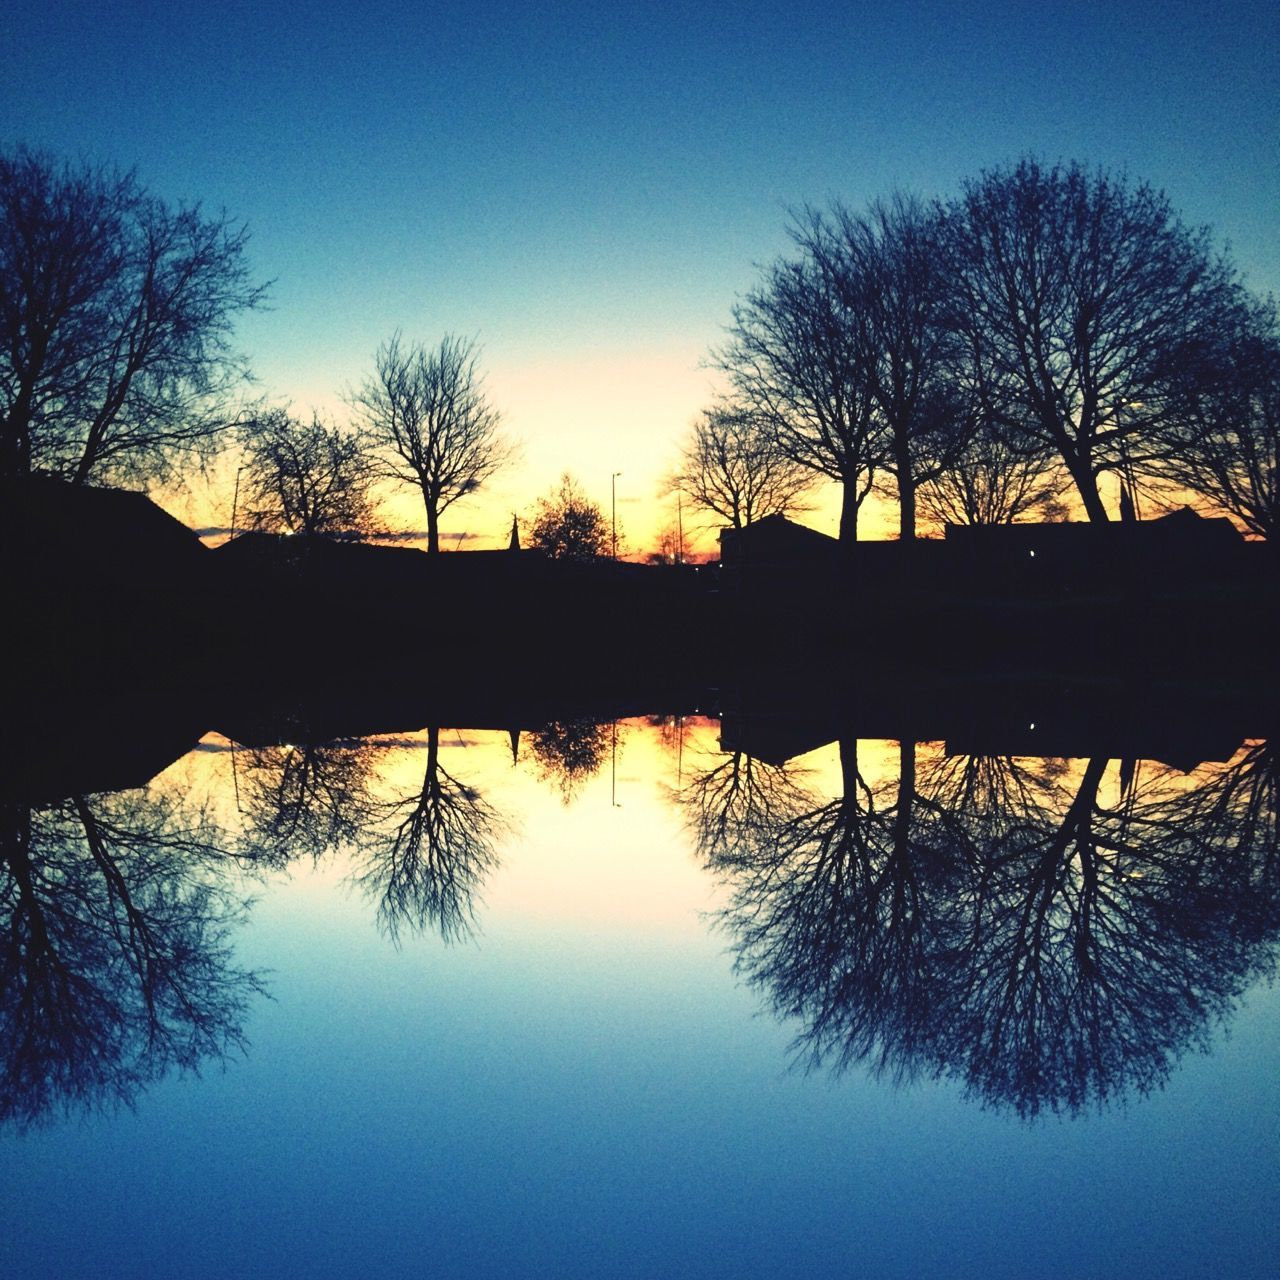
[4,146,1277,561]
[7,469,1278,704]
[697,160,1278,543]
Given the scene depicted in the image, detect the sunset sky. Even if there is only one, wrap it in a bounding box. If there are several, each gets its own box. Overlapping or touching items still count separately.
[4,0,1277,550]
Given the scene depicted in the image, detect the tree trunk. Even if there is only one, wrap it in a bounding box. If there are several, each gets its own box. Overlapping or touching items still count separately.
[1068,456,1110,522]
[0,409,32,480]
[839,737,858,801]
[895,739,915,856]
[897,461,917,541]
[838,481,860,546]
[426,506,440,554]
[3,347,42,479]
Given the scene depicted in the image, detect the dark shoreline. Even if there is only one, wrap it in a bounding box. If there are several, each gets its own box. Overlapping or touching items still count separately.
[6,475,1278,798]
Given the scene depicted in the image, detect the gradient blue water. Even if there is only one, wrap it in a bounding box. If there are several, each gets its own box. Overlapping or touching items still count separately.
[1,733,1276,1279]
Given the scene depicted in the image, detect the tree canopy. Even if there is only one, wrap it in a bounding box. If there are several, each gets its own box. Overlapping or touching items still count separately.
[1154,295,1280,539]
[0,147,265,487]
[714,158,1270,539]
[718,250,877,543]
[794,195,967,539]
[673,402,812,531]
[526,473,613,560]
[943,158,1242,522]
[350,333,510,553]
[238,409,376,539]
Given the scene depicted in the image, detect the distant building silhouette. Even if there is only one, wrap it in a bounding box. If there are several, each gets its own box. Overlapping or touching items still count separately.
[944,506,1247,594]
[717,506,1253,605]
[719,513,839,570]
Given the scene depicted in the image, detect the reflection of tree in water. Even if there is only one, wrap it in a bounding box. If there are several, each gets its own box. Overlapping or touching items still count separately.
[694,740,957,1081]
[354,727,503,944]
[235,732,505,944]
[528,718,612,803]
[237,740,375,864]
[1155,740,1280,931]
[0,723,510,1125]
[928,744,1280,1113]
[682,748,813,869]
[644,714,707,782]
[0,788,265,1129]
[688,738,1280,1117]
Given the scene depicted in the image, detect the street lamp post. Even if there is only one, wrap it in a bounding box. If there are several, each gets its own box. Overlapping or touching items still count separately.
[612,471,622,559]
[230,464,244,545]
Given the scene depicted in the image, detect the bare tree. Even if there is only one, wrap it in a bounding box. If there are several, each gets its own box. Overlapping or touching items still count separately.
[350,333,510,553]
[644,524,684,565]
[796,196,969,540]
[672,402,813,532]
[0,788,264,1128]
[238,409,376,539]
[717,252,878,545]
[0,147,266,486]
[1156,294,1280,538]
[680,748,814,870]
[918,420,1068,527]
[234,735,503,943]
[705,735,1280,1117]
[943,158,1239,521]
[237,740,376,863]
[526,472,613,560]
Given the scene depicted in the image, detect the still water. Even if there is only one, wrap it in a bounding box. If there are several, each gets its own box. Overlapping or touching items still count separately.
[1,717,1276,1278]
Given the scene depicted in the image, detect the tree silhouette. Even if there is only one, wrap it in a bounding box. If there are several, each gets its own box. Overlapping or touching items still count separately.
[703,740,954,1080]
[943,158,1240,522]
[671,402,813,532]
[921,748,1280,1114]
[0,147,265,485]
[526,473,613,561]
[1155,295,1280,539]
[236,739,377,865]
[917,418,1068,527]
[717,249,878,544]
[681,746,814,869]
[351,333,510,554]
[794,196,968,541]
[238,409,376,539]
[528,717,613,803]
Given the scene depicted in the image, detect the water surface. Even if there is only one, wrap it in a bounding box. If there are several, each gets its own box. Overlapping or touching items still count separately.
[1,718,1276,1278]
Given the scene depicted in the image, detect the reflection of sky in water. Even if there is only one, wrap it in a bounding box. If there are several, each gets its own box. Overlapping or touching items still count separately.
[0,723,1277,1279]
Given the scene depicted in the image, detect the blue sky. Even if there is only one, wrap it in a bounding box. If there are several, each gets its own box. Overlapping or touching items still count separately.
[4,0,1277,545]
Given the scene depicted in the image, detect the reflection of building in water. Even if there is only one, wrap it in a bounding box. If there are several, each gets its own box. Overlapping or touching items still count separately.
[719,679,1254,776]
